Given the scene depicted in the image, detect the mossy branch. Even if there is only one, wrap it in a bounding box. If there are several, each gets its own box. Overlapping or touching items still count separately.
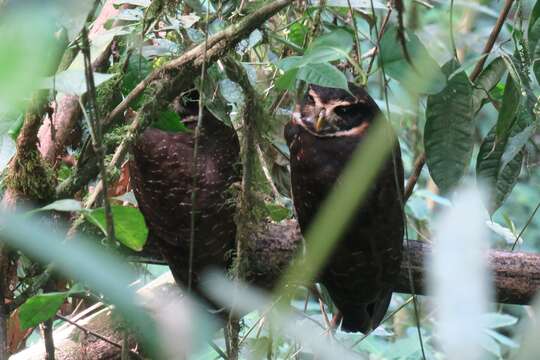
[56,0,293,201]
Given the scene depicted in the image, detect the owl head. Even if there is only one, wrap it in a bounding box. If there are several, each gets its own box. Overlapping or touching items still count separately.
[294,83,381,136]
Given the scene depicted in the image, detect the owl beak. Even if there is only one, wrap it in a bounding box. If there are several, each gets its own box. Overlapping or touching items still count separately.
[315,110,327,132]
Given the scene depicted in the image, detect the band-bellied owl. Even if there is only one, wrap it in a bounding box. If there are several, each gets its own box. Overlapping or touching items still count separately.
[130,92,240,301]
[284,83,404,333]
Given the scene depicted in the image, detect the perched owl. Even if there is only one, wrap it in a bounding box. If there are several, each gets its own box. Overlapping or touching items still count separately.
[284,83,404,333]
[130,91,240,303]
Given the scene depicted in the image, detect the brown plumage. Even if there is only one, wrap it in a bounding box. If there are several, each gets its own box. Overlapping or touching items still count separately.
[130,92,240,305]
[284,83,404,333]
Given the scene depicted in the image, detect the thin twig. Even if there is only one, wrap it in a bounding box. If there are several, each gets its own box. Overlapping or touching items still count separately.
[449,0,458,60]
[395,0,415,70]
[366,6,392,74]
[209,340,229,360]
[256,144,281,199]
[0,244,10,358]
[511,200,540,251]
[81,27,115,242]
[469,0,514,82]
[404,153,426,201]
[188,0,211,293]
[346,0,363,74]
[55,313,142,359]
[304,0,326,48]
[350,296,414,348]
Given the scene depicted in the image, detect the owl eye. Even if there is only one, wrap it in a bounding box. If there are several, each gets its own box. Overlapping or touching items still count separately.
[334,106,356,118]
[305,94,315,105]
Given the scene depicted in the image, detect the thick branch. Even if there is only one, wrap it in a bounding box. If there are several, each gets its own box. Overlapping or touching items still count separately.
[139,220,540,305]
[469,0,514,82]
[56,0,293,200]
[102,0,293,130]
[271,222,540,304]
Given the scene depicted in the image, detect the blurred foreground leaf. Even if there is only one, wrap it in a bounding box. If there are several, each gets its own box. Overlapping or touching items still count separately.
[0,213,213,357]
[427,187,493,360]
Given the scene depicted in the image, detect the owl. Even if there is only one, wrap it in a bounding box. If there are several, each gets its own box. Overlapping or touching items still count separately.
[284,83,404,333]
[130,91,240,304]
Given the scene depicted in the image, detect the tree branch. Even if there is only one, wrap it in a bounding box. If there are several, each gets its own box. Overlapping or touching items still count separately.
[469,0,514,82]
[56,0,293,201]
[137,220,540,305]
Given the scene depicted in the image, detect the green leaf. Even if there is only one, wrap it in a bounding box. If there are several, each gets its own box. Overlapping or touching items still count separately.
[152,110,189,133]
[296,63,349,91]
[476,121,525,214]
[480,331,502,357]
[500,123,536,172]
[379,26,446,94]
[472,57,506,114]
[33,199,83,213]
[484,329,519,348]
[495,75,521,140]
[19,292,68,329]
[528,0,540,83]
[41,70,116,96]
[481,313,518,329]
[265,204,291,222]
[424,60,474,193]
[528,0,540,48]
[275,68,299,91]
[7,114,24,140]
[309,28,353,52]
[85,206,148,251]
[299,45,351,66]
[299,29,353,66]
[288,22,308,47]
[0,10,61,113]
[277,56,304,71]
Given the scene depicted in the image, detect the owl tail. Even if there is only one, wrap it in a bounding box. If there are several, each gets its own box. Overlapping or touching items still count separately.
[340,293,392,333]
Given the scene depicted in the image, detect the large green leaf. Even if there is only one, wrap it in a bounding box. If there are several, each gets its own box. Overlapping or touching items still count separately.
[85,206,148,251]
[472,57,506,115]
[31,199,83,213]
[495,67,522,140]
[476,118,526,214]
[298,29,353,66]
[275,68,299,91]
[288,22,308,47]
[296,63,349,90]
[379,26,446,94]
[275,30,352,91]
[19,285,85,329]
[528,0,540,83]
[0,9,63,116]
[277,56,304,71]
[424,60,474,193]
[19,292,67,329]
[41,70,116,96]
[481,313,518,329]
